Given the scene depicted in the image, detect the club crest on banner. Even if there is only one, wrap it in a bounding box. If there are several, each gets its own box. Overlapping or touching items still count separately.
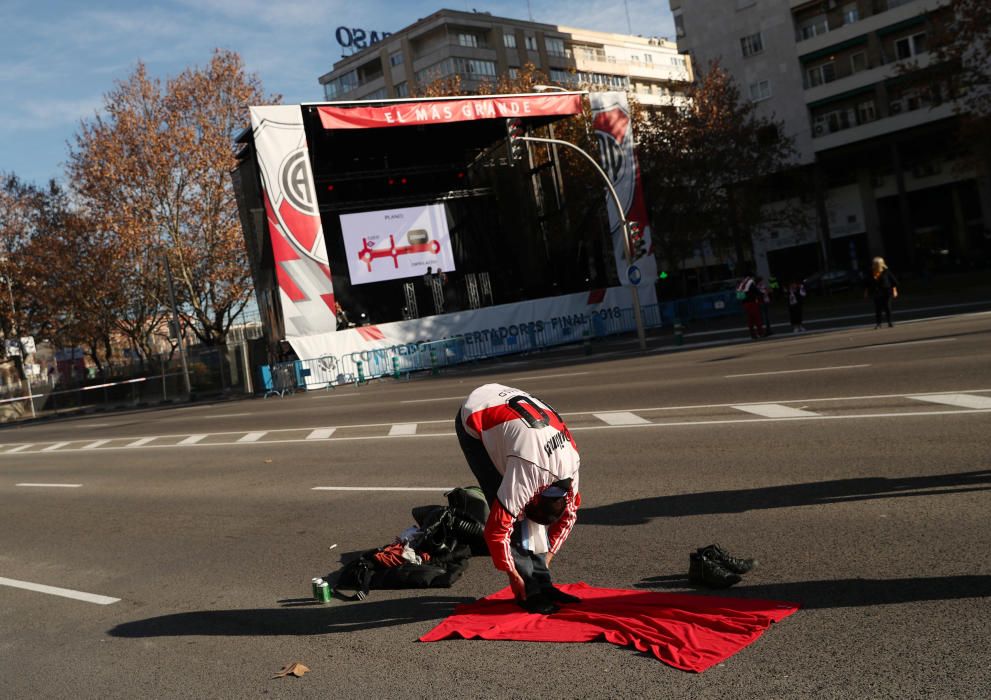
[280,149,318,217]
[592,105,635,213]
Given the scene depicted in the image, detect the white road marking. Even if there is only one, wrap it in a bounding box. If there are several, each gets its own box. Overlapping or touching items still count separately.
[725,364,870,378]
[909,393,991,409]
[6,444,33,453]
[313,392,359,399]
[508,372,591,381]
[126,437,156,447]
[41,442,70,452]
[732,404,821,418]
[306,428,336,440]
[202,413,251,419]
[311,486,453,492]
[16,483,82,488]
[237,431,266,443]
[0,576,119,605]
[861,338,956,349]
[593,411,651,426]
[388,423,417,436]
[82,440,111,450]
[179,434,207,445]
[400,396,465,404]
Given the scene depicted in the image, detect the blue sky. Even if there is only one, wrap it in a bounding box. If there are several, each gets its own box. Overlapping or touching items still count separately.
[0,1,674,186]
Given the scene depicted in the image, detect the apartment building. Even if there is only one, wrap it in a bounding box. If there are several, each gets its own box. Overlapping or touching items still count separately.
[670,0,991,278]
[318,9,692,108]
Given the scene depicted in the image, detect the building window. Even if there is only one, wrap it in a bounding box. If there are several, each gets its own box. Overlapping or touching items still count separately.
[806,61,836,88]
[324,69,358,99]
[453,57,497,77]
[644,53,653,64]
[546,37,566,57]
[549,68,573,83]
[394,81,408,97]
[856,100,876,124]
[458,32,479,48]
[850,52,867,73]
[740,32,764,58]
[895,32,927,60]
[798,15,828,41]
[674,13,685,38]
[524,34,537,51]
[363,87,387,100]
[842,3,859,25]
[749,79,772,102]
[389,51,404,67]
[503,32,516,49]
[507,66,519,79]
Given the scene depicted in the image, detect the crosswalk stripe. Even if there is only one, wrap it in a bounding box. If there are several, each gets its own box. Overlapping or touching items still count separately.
[237,432,267,443]
[909,393,991,409]
[388,423,417,436]
[732,404,821,418]
[179,434,207,445]
[306,428,336,440]
[126,437,155,448]
[593,412,651,426]
[41,442,70,452]
[6,444,33,453]
[82,440,111,450]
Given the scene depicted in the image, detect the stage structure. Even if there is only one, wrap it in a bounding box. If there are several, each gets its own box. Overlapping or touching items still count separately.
[232,92,657,368]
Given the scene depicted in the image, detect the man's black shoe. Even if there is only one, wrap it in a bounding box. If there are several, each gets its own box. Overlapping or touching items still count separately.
[520,593,560,615]
[689,552,741,589]
[696,544,757,575]
[542,586,581,604]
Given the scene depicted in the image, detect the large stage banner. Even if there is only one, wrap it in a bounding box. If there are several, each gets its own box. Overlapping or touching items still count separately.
[340,204,455,285]
[588,92,657,287]
[288,284,657,366]
[249,105,337,337]
[317,93,582,130]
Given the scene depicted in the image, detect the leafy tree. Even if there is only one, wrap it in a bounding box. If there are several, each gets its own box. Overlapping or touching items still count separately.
[68,49,277,348]
[636,61,798,280]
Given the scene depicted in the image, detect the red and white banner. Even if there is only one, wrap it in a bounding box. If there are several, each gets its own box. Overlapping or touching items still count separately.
[589,92,657,287]
[317,94,582,130]
[249,106,338,337]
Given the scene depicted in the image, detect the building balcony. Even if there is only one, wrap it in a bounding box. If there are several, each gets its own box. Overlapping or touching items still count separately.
[572,54,689,82]
[811,100,955,152]
[804,52,932,103]
[794,0,950,55]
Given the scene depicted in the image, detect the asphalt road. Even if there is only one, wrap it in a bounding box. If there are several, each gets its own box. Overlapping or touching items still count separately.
[2,310,990,698]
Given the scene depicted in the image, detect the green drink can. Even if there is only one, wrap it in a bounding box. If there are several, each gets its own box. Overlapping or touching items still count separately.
[317,581,332,603]
[311,577,324,599]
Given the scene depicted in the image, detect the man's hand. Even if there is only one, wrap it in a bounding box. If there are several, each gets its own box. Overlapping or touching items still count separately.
[507,569,527,602]
[544,551,554,568]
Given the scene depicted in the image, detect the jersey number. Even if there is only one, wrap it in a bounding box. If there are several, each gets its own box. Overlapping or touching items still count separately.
[507,395,561,429]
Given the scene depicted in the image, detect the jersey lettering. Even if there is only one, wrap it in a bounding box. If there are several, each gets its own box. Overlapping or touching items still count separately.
[507,395,550,428]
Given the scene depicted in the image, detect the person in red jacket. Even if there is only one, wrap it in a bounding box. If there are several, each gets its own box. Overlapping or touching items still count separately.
[456,383,581,614]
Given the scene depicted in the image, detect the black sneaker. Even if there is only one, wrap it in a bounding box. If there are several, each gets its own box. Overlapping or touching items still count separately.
[689,551,742,589]
[542,586,581,604]
[520,592,560,615]
[697,544,757,575]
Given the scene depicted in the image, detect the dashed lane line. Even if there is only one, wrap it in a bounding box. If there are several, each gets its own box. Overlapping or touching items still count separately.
[82,439,111,450]
[311,486,454,492]
[732,404,821,418]
[5,445,33,453]
[178,434,207,445]
[593,412,651,426]
[41,442,70,452]
[306,428,336,440]
[388,423,417,436]
[400,396,465,404]
[237,431,267,443]
[0,576,119,605]
[16,483,82,488]
[126,437,156,448]
[909,393,991,409]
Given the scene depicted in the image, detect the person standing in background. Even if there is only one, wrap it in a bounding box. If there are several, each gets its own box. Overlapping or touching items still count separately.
[787,279,807,333]
[865,257,899,328]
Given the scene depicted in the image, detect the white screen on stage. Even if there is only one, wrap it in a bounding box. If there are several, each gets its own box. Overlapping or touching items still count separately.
[340,204,456,285]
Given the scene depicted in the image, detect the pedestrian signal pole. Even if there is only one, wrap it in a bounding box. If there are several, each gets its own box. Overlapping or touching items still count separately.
[515,133,647,350]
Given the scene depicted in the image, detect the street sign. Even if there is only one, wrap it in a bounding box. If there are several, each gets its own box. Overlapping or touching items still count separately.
[627,265,642,286]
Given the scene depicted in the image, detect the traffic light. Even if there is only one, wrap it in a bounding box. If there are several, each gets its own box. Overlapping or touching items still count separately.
[505,117,526,161]
[658,270,669,280]
[627,220,646,261]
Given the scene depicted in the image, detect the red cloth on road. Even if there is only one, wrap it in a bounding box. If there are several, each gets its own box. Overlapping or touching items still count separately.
[420,582,799,672]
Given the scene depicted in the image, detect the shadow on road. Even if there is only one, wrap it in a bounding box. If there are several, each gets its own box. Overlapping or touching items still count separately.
[635,574,991,609]
[580,470,991,525]
[107,594,475,638]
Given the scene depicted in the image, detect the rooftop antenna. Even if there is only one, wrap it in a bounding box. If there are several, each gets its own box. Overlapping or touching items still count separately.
[624,0,632,34]
[527,0,533,21]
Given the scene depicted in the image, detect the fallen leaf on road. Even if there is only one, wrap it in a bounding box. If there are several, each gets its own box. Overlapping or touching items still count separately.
[272,662,310,679]
[264,459,273,464]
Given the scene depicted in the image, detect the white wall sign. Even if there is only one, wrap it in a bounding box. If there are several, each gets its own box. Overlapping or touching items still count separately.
[340,204,455,285]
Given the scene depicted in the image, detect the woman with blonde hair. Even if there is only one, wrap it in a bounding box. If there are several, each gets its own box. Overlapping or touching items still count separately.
[866,256,899,328]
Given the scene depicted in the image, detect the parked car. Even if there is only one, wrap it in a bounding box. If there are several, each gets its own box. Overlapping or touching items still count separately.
[803,269,862,294]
